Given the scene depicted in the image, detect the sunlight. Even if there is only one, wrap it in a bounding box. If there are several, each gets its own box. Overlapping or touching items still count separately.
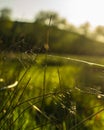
[0,0,104,27]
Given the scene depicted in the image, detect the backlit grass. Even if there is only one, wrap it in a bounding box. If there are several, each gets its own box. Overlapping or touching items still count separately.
[0,53,104,130]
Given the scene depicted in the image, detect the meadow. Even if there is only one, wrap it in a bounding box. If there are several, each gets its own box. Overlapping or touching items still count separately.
[1,52,104,130]
[1,9,104,130]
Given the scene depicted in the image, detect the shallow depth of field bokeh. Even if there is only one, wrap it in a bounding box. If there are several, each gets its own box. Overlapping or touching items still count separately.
[1,6,104,130]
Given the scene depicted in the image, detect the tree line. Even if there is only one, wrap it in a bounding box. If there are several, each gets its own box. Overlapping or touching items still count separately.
[0,8,104,55]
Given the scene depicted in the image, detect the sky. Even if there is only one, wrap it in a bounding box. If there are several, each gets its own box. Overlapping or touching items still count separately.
[0,0,104,28]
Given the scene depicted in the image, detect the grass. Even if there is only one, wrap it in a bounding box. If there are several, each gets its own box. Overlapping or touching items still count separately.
[0,52,104,129]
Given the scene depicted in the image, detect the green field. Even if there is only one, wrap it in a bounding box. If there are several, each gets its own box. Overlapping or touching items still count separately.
[1,53,104,130]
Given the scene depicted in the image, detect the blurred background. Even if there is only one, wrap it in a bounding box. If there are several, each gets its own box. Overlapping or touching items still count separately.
[0,0,104,54]
[1,1,104,130]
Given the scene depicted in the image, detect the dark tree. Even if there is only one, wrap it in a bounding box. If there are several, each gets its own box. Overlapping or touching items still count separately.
[0,8,12,20]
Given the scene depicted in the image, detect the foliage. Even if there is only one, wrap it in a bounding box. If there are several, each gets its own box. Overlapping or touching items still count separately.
[0,53,104,130]
[0,8,12,20]
[34,10,67,28]
[1,7,104,130]
[1,10,104,56]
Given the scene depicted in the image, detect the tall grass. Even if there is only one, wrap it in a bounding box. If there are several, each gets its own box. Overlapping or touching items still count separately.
[1,17,104,130]
[1,52,104,130]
